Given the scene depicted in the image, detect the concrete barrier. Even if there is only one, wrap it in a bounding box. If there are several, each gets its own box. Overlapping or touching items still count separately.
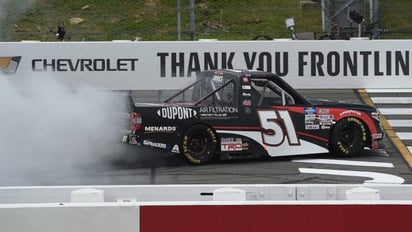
[0,202,139,232]
[1,184,412,232]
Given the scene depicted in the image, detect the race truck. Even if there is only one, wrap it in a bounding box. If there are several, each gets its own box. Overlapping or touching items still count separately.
[122,69,384,164]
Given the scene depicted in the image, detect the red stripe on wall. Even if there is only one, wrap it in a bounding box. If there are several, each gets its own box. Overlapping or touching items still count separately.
[140,204,411,232]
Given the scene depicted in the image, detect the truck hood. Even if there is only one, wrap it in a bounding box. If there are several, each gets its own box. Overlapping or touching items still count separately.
[311,99,376,112]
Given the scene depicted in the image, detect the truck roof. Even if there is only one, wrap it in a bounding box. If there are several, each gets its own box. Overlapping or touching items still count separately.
[198,69,310,105]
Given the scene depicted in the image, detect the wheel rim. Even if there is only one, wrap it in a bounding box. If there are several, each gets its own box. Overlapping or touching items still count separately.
[188,133,208,157]
[340,124,360,148]
[182,125,217,164]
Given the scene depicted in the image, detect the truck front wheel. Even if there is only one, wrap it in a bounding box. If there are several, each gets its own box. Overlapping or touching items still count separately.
[181,124,218,164]
[329,117,367,156]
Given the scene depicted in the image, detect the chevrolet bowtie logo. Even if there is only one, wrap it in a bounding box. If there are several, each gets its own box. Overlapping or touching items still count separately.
[0,56,21,74]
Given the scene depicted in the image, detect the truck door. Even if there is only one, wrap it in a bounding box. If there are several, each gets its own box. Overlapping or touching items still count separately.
[247,78,304,156]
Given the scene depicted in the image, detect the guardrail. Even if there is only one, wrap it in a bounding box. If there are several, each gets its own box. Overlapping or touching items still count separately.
[2,184,412,203]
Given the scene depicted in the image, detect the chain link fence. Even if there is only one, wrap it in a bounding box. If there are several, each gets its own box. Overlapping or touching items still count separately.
[1,0,412,42]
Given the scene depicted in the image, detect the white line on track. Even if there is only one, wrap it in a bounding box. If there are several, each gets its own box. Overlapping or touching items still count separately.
[299,168,405,184]
[408,146,412,154]
[292,159,394,168]
[378,108,412,115]
[396,132,412,140]
[388,119,412,127]
[366,89,412,93]
[371,97,412,104]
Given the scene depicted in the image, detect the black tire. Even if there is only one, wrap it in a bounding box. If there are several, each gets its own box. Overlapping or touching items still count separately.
[329,117,367,156]
[181,124,218,164]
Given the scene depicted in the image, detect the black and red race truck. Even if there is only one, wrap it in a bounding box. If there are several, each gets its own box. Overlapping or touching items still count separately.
[122,69,384,164]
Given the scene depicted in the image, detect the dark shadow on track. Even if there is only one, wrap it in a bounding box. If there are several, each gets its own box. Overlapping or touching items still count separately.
[107,145,384,170]
[108,146,188,169]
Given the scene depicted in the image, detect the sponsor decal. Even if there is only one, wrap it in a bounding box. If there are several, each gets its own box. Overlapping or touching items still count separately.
[171,144,180,153]
[340,110,362,116]
[200,106,238,114]
[242,99,252,106]
[318,108,330,114]
[212,75,224,83]
[129,135,138,145]
[221,138,243,151]
[31,58,139,72]
[200,106,239,118]
[144,126,177,134]
[242,92,251,97]
[305,114,334,130]
[143,140,167,149]
[304,107,316,115]
[305,114,319,126]
[157,107,197,120]
[321,125,331,129]
[242,85,251,90]
[372,133,383,139]
[305,114,316,120]
[319,114,333,120]
[319,114,334,129]
[0,56,21,74]
[306,124,320,130]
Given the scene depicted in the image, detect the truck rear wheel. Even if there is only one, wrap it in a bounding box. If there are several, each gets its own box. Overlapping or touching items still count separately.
[181,124,218,164]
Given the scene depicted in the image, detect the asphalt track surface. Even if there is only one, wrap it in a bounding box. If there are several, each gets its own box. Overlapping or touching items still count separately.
[1,89,412,186]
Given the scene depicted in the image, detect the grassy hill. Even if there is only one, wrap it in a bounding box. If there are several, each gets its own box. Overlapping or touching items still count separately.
[8,0,412,41]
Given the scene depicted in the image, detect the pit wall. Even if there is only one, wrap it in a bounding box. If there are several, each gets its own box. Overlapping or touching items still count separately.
[1,184,412,232]
[1,39,412,90]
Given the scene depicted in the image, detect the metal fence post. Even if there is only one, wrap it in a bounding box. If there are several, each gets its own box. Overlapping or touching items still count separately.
[177,0,181,41]
[189,0,195,40]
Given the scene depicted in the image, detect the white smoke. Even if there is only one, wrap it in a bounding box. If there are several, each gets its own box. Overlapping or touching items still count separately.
[0,74,128,185]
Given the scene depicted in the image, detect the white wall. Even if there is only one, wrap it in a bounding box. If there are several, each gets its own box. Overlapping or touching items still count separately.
[1,39,412,90]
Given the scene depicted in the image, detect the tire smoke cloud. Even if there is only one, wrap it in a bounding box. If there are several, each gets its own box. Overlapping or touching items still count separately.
[0,74,128,185]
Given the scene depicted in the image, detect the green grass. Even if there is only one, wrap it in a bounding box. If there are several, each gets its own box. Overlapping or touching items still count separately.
[10,0,412,41]
[379,1,412,39]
